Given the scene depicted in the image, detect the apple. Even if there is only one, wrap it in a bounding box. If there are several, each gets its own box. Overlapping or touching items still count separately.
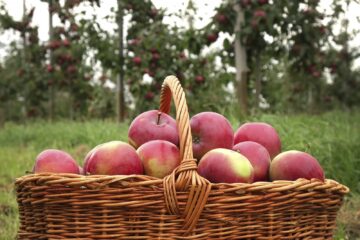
[198,148,254,183]
[151,52,160,62]
[216,14,228,24]
[137,140,180,178]
[128,110,179,149]
[195,75,205,84]
[34,149,80,174]
[190,112,234,160]
[233,141,271,182]
[254,10,266,18]
[83,143,103,174]
[46,64,54,73]
[132,56,142,66]
[270,150,324,181]
[234,122,281,159]
[84,141,143,175]
[206,33,218,44]
[144,91,155,101]
[240,0,251,7]
[258,0,268,5]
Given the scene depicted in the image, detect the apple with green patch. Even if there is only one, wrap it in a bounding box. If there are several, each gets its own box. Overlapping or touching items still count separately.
[84,141,143,175]
[34,149,80,174]
[197,148,254,183]
[233,141,271,182]
[137,140,180,178]
[270,150,324,181]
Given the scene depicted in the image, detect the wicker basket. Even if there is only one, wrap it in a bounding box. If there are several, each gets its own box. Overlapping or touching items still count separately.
[16,75,349,239]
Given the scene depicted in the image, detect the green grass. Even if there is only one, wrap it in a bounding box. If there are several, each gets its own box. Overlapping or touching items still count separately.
[0,111,359,239]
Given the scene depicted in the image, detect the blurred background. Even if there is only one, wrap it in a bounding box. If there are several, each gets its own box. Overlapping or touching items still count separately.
[0,0,359,122]
[0,0,359,239]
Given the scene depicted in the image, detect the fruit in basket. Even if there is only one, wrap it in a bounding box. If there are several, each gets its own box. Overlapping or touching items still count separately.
[82,143,101,175]
[198,148,254,183]
[128,110,179,149]
[190,112,234,160]
[84,141,143,175]
[34,149,80,174]
[234,122,281,158]
[137,140,180,178]
[233,141,271,181]
[270,150,324,181]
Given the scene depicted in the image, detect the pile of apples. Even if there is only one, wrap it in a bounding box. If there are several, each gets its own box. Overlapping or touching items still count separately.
[33,110,324,183]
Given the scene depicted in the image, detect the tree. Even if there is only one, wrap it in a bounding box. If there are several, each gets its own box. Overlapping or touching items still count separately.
[208,0,349,114]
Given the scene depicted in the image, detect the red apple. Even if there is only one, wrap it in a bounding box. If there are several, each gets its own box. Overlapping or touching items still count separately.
[128,110,179,149]
[233,141,271,181]
[216,14,228,24]
[144,91,155,101]
[132,56,142,66]
[258,0,268,5]
[137,140,180,178]
[83,143,104,174]
[240,0,251,7]
[254,10,266,18]
[46,64,54,73]
[84,141,143,175]
[195,75,205,84]
[190,112,234,160]
[151,52,160,62]
[206,33,218,44]
[270,150,324,181]
[234,122,281,158]
[66,65,77,74]
[34,149,80,174]
[198,148,254,183]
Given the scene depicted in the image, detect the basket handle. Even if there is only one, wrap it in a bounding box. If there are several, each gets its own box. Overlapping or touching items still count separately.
[160,75,211,234]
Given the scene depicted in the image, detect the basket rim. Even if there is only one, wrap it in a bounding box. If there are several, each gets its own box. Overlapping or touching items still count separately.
[15,173,350,194]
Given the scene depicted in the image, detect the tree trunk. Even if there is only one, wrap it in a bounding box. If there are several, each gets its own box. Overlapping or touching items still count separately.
[116,0,126,122]
[233,3,249,117]
[22,0,27,58]
[254,55,261,112]
[48,0,55,121]
[22,0,27,119]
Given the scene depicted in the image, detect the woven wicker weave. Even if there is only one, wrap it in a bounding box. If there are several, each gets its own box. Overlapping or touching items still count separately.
[16,75,349,239]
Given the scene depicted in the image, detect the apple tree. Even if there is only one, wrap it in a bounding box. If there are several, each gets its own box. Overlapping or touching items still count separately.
[0,5,47,119]
[84,0,234,117]
[207,0,349,114]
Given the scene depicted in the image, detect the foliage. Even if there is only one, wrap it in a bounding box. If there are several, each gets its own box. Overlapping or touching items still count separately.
[208,0,358,112]
[0,0,359,122]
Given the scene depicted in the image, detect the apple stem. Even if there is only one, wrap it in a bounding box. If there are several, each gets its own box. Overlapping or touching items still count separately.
[157,112,161,125]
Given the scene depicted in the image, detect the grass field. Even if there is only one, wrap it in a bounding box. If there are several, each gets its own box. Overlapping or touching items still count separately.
[0,111,359,239]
